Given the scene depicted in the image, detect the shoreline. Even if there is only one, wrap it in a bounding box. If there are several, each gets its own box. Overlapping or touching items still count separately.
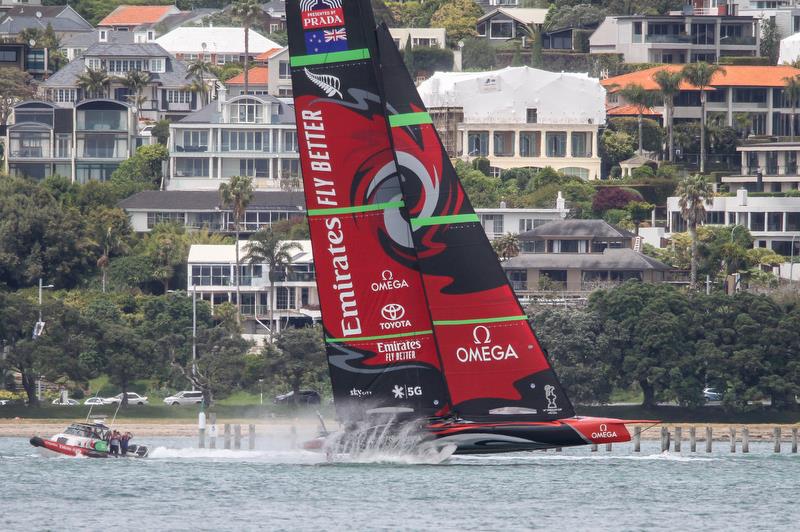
[1,419,796,440]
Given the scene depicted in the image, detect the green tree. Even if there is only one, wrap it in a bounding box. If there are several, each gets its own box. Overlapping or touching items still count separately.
[87,207,132,293]
[430,0,484,45]
[783,75,800,140]
[152,119,170,145]
[618,83,658,155]
[676,174,714,288]
[599,129,636,170]
[0,67,34,126]
[491,233,520,260]
[110,143,168,190]
[98,322,154,406]
[245,228,301,339]
[260,326,327,402]
[186,59,214,106]
[76,67,111,98]
[627,201,655,235]
[760,16,781,65]
[120,69,150,121]
[232,0,262,97]
[461,37,496,70]
[219,175,254,322]
[653,69,682,162]
[530,307,620,405]
[681,62,724,173]
[143,223,189,293]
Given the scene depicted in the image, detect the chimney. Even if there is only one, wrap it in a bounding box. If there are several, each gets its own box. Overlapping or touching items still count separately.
[556,191,565,211]
[756,170,763,192]
[737,187,748,206]
[499,200,506,209]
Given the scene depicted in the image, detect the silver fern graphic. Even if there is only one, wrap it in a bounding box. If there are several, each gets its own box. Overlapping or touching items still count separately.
[304,68,342,98]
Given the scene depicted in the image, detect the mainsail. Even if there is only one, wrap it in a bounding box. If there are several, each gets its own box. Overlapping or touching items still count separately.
[285,0,449,419]
[372,25,576,421]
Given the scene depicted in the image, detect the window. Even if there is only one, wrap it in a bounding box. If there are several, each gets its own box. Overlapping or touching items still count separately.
[238,265,263,286]
[281,159,301,178]
[691,23,715,45]
[167,90,192,104]
[571,132,590,157]
[0,49,18,62]
[561,167,589,180]
[175,158,209,177]
[231,99,263,123]
[270,23,280,33]
[526,108,537,124]
[787,212,800,231]
[490,21,513,39]
[545,132,566,157]
[99,30,107,42]
[56,134,71,158]
[477,22,487,36]
[222,130,263,151]
[55,88,76,103]
[239,159,269,178]
[180,130,208,152]
[276,287,296,310]
[86,58,101,70]
[795,16,800,33]
[493,131,514,157]
[191,265,231,286]
[768,212,783,232]
[519,131,540,157]
[733,88,767,104]
[507,270,527,291]
[467,131,488,156]
[147,211,185,229]
[278,87,293,97]
[705,211,725,225]
[149,58,165,73]
[750,212,765,231]
[632,21,642,42]
[282,130,298,152]
[279,60,291,79]
[480,214,503,235]
[108,59,145,73]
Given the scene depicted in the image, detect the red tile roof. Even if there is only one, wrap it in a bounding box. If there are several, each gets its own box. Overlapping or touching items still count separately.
[255,48,283,62]
[606,104,660,116]
[99,5,175,26]
[226,67,269,85]
[602,65,800,93]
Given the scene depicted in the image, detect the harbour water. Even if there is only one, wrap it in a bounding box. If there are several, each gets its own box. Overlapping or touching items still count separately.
[1,436,798,530]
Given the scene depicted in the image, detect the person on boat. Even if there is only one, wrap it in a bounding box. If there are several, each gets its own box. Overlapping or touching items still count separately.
[120,432,132,456]
[109,431,121,457]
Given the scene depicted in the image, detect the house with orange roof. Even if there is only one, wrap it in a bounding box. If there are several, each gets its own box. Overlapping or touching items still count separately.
[589,10,759,64]
[226,67,270,96]
[98,5,180,31]
[603,65,800,137]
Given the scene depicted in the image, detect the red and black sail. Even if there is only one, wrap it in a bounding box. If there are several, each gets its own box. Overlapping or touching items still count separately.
[285,0,449,419]
[372,25,575,421]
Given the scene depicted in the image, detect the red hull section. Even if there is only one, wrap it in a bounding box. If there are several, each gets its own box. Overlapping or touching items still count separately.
[29,436,106,458]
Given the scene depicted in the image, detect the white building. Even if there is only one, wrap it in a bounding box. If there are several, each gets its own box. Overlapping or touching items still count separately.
[167,89,300,191]
[187,240,319,340]
[476,194,569,240]
[778,30,800,64]
[418,66,605,180]
[388,28,447,49]
[155,27,280,65]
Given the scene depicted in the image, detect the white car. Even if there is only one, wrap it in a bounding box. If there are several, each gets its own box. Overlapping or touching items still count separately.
[104,392,148,405]
[163,390,204,406]
[84,397,105,406]
[51,398,80,406]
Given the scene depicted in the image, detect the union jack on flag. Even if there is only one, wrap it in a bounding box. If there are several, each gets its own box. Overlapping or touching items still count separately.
[324,28,347,42]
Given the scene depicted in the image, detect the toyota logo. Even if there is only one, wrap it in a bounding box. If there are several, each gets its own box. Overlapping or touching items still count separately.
[381,303,406,321]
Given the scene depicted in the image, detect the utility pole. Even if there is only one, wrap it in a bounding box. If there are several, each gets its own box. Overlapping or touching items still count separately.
[192,285,197,391]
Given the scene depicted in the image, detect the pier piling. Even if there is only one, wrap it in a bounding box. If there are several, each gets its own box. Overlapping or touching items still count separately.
[774,427,781,453]
[591,443,598,452]
[555,447,562,452]
[730,427,736,453]
[224,424,231,449]
[689,427,696,453]
[209,413,217,449]
[234,424,242,449]
[660,426,669,452]
[633,426,641,453]
[742,427,749,453]
[605,443,612,452]
[793,428,798,454]
[705,427,713,453]
[674,427,681,452]
[248,424,256,450]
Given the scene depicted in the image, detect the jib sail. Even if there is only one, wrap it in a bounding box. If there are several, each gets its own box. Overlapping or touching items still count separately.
[373,25,575,421]
[285,0,449,419]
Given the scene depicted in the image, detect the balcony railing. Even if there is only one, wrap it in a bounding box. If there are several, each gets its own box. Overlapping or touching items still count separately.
[645,34,690,44]
[8,146,52,158]
[175,144,209,153]
[720,36,756,46]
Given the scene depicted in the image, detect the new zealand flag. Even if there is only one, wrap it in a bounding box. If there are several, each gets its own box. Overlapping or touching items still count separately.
[305,27,348,54]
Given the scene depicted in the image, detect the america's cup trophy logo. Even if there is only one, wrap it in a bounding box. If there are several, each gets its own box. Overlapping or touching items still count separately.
[545,385,558,410]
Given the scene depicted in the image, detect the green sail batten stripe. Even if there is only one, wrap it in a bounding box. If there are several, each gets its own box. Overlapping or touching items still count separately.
[307,201,404,216]
[410,213,479,229]
[433,316,528,326]
[389,112,433,127]
[290,48,370,67]
[325,330,433,343]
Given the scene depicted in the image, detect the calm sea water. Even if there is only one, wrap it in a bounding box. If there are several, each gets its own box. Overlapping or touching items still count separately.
[1,434,798,531]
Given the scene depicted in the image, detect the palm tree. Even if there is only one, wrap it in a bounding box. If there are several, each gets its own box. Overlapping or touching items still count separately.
[76,68,111,99]
[232,0,262,97]
[618,83,657,155]
[219,175,254,323]
[676,174,714,289]
[186,59,214,105]
[491,233,520,261]
[783,75,800,140]
[245,228,301,340]
[653,69,683,162]
[120,69,150,123]
[681,62,725,174]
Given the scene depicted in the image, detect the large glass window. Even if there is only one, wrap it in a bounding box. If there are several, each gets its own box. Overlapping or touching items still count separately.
[493,131,514,157]
[191,265,231,286]
[281,159,301,178]
[276,287,296,309]
[490,21,513,39]
[480,214,504,235]
[282,130,298,152]
[768,212,783,232]
[231,99,263,124]
[239,159,269,178]
[546,132,567,157]
[787,212,800,231]
[519,131,540,157]
[467,131,489,156]
[179,130,208,152]
[571,132,591,157]
[78,109,125,131]
[222,130,263,152]
[279,60,290,79]
[147,211,185,229]
[750,212,765,231]
[175,158,209,177]
[691,23,715,45]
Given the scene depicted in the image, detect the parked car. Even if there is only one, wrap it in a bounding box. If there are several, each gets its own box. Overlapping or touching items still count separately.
[84,397,106,406]
[274,390,321,406]
[104,392,148,405]
[703,387,723,402]
[163,391,204,406]
[51,398,80,406]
